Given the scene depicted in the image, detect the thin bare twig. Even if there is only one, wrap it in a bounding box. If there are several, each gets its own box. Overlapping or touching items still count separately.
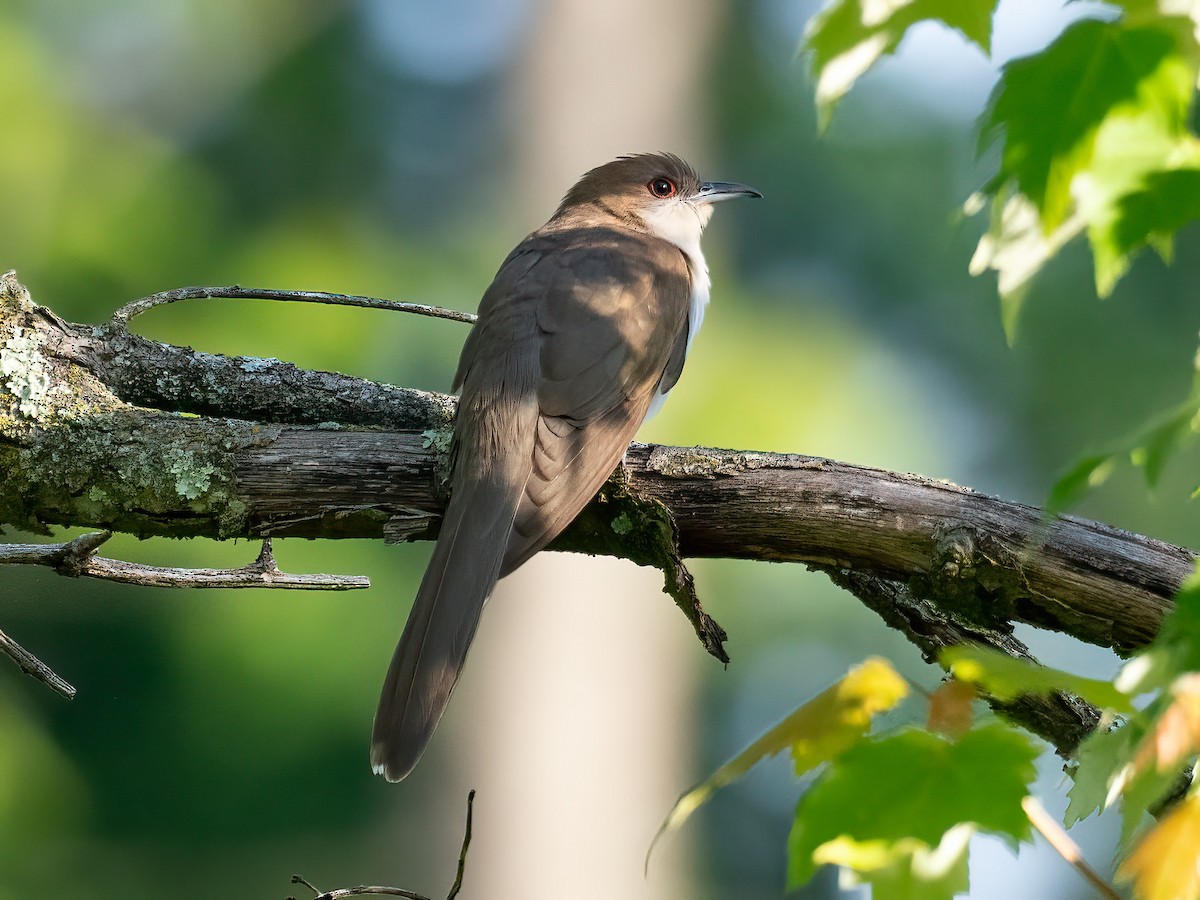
[110,285,477,326]
[1021,796,1120,899]
[447,789,476,900]
[0,534,370,590]
[0,626,75,699]
[288,874,430,900]
[288,790,477,900]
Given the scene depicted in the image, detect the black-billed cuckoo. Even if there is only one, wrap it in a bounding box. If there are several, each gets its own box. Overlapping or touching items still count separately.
[371,152,760,781]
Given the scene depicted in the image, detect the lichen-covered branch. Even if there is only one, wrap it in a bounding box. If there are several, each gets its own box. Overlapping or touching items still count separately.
[1,272,1196,700]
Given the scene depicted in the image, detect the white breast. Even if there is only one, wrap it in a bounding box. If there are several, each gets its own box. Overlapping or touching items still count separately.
[640,199,713,420]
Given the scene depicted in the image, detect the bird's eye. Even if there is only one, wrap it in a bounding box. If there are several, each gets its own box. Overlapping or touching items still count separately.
[648,177,677,199]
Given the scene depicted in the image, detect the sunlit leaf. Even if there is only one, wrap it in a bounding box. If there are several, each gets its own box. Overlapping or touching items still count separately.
[1113,0,1200,29]
[813,824,973,900]
[941,645,1133,712]
[1130,396,1200,487]
[973,15,1200,302]
[653,657,907,846]
[967,190,1083,338]
[981,18,1193,233]
[1069,708,1176,843]
[787,724,1037,888]
[1047,453,1118,513]
[1133,673,1200,774]
[1117,790,1200,899]
[1091,165,1200,296]
[805,0,998,130]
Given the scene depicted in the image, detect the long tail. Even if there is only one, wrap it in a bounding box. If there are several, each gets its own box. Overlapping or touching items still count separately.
[370,474,522,782]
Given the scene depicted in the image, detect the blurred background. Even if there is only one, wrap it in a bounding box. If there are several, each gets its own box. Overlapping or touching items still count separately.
[2,0,1198,897]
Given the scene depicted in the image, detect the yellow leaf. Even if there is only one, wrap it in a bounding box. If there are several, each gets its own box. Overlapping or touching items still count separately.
[1117,791,1200,900]
[1133,673,1200,777]
[650,658,907,859]
[791,656,910,773]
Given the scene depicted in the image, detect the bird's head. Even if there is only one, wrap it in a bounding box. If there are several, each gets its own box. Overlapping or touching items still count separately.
[555,152,761,252]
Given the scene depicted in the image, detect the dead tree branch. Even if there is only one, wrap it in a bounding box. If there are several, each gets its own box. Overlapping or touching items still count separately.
[1,272,1195,753]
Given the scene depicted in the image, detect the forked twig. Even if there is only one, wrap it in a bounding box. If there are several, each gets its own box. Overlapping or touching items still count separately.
[0,534,370,590]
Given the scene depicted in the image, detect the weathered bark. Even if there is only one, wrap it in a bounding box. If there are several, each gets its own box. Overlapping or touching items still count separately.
[1,271,1195,751]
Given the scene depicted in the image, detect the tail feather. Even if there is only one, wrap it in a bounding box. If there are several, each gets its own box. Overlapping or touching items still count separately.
[370,476,521,782]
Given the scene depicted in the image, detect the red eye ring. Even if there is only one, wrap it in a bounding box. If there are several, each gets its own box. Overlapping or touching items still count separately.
[648,177,677,199]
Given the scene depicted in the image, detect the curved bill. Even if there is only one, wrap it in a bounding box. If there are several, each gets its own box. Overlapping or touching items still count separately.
[694,181,763,203]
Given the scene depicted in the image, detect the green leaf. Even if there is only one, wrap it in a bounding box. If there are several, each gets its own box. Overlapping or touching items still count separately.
[1133,560,1200,686]
[787,724,1038,889]
[813,825,972,900]
[1130,395,1200,487]
[1065,724,1133,827]
[651,658,907,853]
[973,15,1200,302]
[1067,566,1200,839]
[981,18,1192,233]
[1070,715,1194,845]
[941,645,1133,712]
[967,189,1084,336]
[1046,453,1117,513]
[805,0,998,130]
[1091,166,1200,296]
[1115,710,1186,844]
[1045,336,1200,507]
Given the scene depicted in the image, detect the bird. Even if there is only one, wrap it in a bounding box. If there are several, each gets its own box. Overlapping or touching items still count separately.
[371,152,761,781]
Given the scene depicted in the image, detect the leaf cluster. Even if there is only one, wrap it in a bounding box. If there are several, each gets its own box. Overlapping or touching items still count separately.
[657,560,1200,897]
[805,0,1200,516]
[654,658,1040,899]
[807,0,1200,313]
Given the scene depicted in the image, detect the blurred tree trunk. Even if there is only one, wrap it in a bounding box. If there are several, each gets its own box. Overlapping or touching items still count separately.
[480,2,723,896]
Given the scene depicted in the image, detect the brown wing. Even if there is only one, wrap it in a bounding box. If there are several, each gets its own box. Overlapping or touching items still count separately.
[498,226,693,573]
[372,225,691,781]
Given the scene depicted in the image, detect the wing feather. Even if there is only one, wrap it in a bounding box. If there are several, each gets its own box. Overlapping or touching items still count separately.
[373,222,692,778]
[501,226,692,573]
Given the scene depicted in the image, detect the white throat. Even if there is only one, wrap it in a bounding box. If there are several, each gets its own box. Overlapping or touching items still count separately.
[641,198,713,419]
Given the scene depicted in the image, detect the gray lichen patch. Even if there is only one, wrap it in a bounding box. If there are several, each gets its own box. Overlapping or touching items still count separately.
[165,447,215,499]
[1,327,53,417]
[422,425,455,487]
[1,409,273,539]
[646,445,779,478]
[1,288,128,437]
